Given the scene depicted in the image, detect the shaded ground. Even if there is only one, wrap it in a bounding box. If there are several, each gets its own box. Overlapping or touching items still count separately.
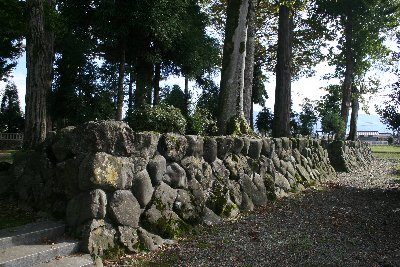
[119,159,400,267]
[0,198,36,230]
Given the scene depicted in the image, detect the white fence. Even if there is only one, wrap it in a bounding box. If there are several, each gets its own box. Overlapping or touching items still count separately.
[0,133,23,141]
[366,141,388,146]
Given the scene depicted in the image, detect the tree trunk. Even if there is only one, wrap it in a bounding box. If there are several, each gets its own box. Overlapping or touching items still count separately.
[135,57,153,108]
[128,67,134,112]
[243,0,256,125]
[146,67,153,105]
[250,102,254,129]
[116,42,126,121]
[218,0,249,134]
[153,63,161,106]
[184,76,189,116]
[272,5,292,138]
[340,11,354,140]
[348,86,359,141]
[24,0,54,149]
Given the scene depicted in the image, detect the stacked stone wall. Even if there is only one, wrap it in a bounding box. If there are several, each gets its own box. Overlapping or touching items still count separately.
[10,121,373,255]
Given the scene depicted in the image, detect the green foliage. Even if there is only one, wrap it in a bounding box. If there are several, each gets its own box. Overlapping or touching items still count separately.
[0,0,25,80]
[188,108,218,136]
[125,104,186,134]
[388,136,394,145]
[0,199,35,230]
[161,85,187,116]
[314,0,399,79]
[50,59,116,129]
[321,111,345,139]
[255,107,274,136]
[0,82,24,133]
[376,34,400,134]
[226,115,253,136]
[298,98,318,136]
[195,77,219,119]
[103,245,126,262]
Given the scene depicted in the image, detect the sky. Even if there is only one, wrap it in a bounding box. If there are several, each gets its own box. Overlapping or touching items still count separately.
[0,49,396,133]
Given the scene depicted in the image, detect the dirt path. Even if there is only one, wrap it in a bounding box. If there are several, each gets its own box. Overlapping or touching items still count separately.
[124,159,400,267]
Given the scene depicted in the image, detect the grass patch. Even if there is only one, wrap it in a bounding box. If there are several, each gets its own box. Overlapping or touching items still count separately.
[0,199,36,230]
[0,150,17,164]
[371,146,400,160]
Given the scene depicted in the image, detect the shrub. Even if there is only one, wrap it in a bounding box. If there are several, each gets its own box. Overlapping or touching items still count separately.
[125,104,186,134]
[188,108,218,136]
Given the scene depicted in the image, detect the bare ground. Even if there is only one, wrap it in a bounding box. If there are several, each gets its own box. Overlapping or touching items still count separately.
[116,159,400,267]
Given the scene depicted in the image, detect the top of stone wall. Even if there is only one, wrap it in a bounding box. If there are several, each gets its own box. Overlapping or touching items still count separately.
[47,120,325,163]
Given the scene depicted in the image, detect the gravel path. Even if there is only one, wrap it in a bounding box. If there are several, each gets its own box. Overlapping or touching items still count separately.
[126,159,400,267]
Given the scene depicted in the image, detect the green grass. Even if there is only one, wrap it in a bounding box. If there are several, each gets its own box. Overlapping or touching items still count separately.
[371,146,400,160]
[0,199,36,230]
[0,150,18,164]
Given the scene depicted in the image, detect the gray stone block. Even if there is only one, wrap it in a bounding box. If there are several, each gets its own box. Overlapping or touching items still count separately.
[147,155,167,186]
[109,190,141,227]
[132,170,154,208]
[159,133,188,162]
[78,152,135,191]
[163,163,188,189]
[66,189,107,227]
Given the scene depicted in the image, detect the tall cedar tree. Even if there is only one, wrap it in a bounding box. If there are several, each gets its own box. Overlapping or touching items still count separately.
[314,0,399,140]
[218,0,250,134]
[24,0,54,149]
[272,5,293,138]
[0,82,24,133]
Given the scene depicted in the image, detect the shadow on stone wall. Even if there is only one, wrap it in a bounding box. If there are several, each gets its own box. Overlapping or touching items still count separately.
[7,121,373,256]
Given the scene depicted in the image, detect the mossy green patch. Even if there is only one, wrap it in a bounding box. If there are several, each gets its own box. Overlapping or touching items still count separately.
[103,245,126,262]
[0,199,36,230]
[226,115,254,136]
[207,176,229,216]
[0,150,17,164]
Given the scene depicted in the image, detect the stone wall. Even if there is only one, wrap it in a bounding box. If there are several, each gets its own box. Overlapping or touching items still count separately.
[10,121,373,256]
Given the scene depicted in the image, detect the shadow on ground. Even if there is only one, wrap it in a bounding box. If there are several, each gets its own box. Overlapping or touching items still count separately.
[136,176,400,267]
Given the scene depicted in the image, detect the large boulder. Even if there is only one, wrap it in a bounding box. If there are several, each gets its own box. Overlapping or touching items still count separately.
[137,227,170,251]
[147,155,167,186]
[158,133,188,162]
[248,139,263,159]
[52,121,135,161]
[80,219,116,256]
[206,176,239,219]
[216,137,234,160]
[174,189,204,223]
[223,154,251,181]
[203,137,217,163]
[108,190,141,227]
[78,153,135,191]
[180,157,212,189]
[163,163,188,189]
[118,226,139,253]
[132,132,160,160]
[66,189,107,227]
[131,170,154,208]
[185,135,204,158]
[142,205,188,239]
[240,174,268,207]
[274,172,291,191]
[55,158,82,199]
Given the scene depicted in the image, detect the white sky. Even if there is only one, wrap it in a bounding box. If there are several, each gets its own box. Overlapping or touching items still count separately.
[0,48,397,117]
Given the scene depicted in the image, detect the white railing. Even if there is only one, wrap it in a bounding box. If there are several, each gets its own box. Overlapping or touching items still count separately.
[0,133,24,141]
[366,141,388,146]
